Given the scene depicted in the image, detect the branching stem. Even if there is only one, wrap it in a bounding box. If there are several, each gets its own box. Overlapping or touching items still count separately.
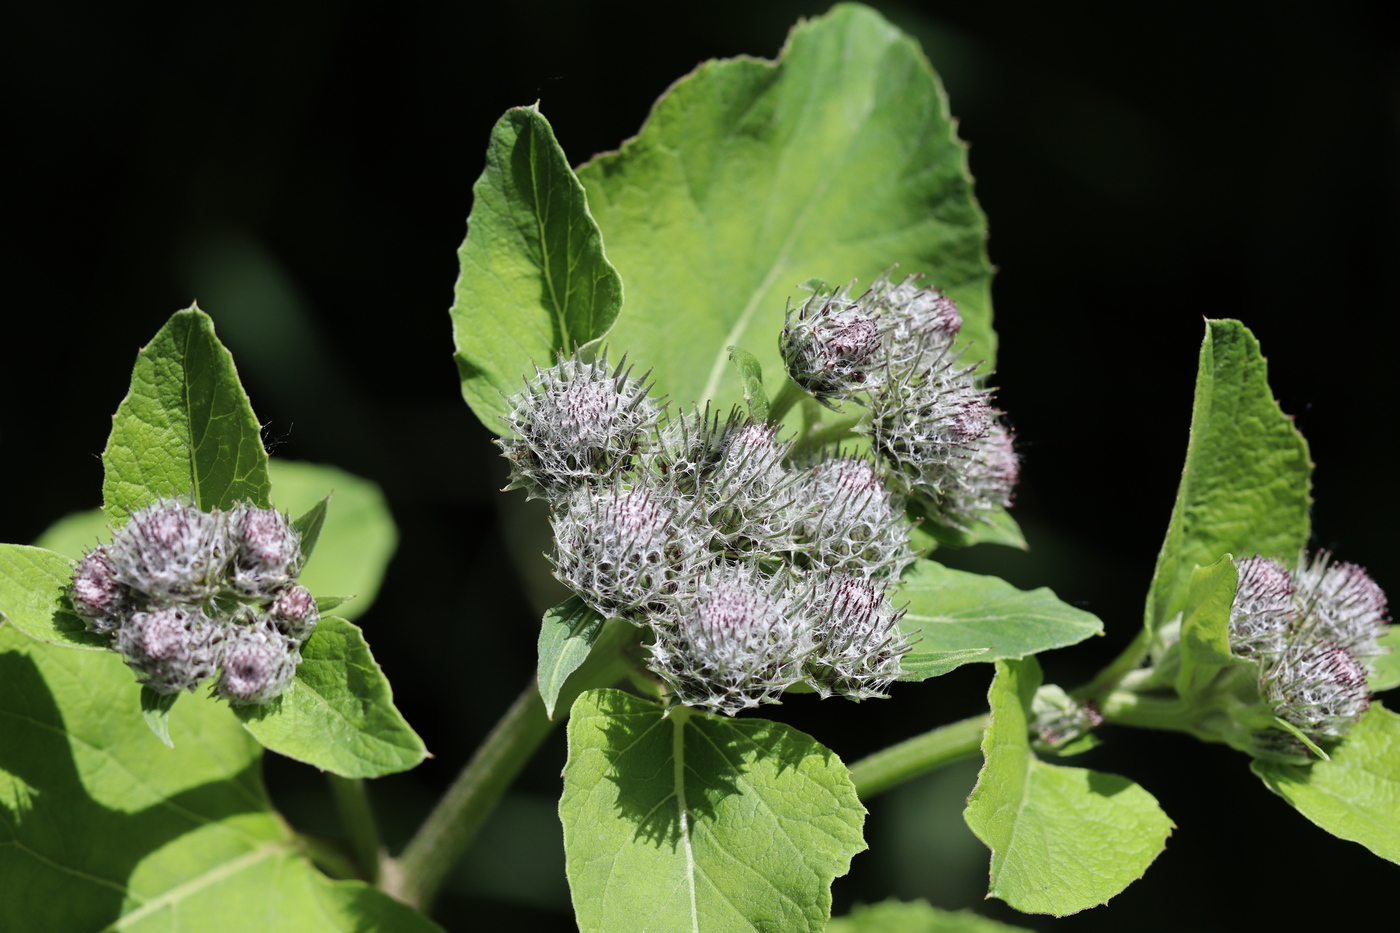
[848,713,989,799]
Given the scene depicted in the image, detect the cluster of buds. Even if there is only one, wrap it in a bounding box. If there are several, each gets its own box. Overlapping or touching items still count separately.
[780,273,1018,529]
[1227,552,1389,753]
[69,499,317,704]
[499,348,917,715]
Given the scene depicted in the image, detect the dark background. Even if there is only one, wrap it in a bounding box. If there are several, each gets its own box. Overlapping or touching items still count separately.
[3,1,1396,930]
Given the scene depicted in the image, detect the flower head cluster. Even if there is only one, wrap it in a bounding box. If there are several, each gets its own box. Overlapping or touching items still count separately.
[70,499,316,704]
[498,348,921,715]
[780,272,1018,529]
[1229,552,1390,750]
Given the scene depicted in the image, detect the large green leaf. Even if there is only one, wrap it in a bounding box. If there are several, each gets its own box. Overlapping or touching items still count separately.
[561,688,866,933]
[236,617,426,778]
[1369,626,1400,694]
[0,623,441,932]
[452,105,624,432]
[267,459,398,621]
[827,899,1031,933]
[577,4,993,415]
[102,307,272,525]
[1252,703,1400,863]
[964,658,1173,915]
[897,560,1102,679]
[0,544,105,649]
[1144,319,1311,632]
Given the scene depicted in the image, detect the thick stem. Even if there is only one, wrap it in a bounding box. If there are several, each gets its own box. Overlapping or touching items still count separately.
[1098,689,1195,732]
[383,623,636,909]
[1074,626,1153,703]
[328,775,382,883]
[848,713,989,799]
[766,378,805,426]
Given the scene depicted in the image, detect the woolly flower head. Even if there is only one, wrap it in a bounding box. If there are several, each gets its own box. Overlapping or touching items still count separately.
[69,498,317,702]
[648,564,813,715]
[780,288,883,404]
[805,575,911,700]
[795,457,914,579]
[497,352,661,500]
[551,482,705,618]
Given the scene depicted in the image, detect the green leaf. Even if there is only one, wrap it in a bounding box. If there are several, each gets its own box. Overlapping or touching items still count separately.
[0,623,442,933]
[897,560,1102,680]
[561,688,866,933]
[31,507,110,558]
[268,459,398,621]
[1369,626,1400,693]
[726,346,770,421]
[1144,319,1312,632]
[236,617,427,778]
[452,105,624,432]
[964,658,1173,915]
[140,687,178,748]
[537,596,607,719]
[577,4,994,414]
[0,544,106,650]
[827,899,1032,933]
[291,495,330,562]
[1252,703,1400,863]
[1174,555,1240,700]
[102,307,272,525]
[911,507,1028,552]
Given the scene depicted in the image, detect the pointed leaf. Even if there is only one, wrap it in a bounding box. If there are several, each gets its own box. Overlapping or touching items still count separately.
[897,560,1102,680]
[102,307,271,525]
[964,658,1173,915]
[452,105,624,432]
[1174,555,1241,700]
[827,899,1032,933]
[0,544,105,649]
[561,688,866,933]
[726,346,770,422]
[537,596,607,718]
[140,687,178,748]
[236,616,427,778]
[577,4,994,414]
[1252,703,1400,863]
[1144,319,1312,632]
[913,507,1028,551]
[0,624,442,932]
[291,494,330,562]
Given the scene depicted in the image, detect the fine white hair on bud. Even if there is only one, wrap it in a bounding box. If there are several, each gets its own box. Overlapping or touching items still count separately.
[497,351,662,500]
[869,272,963,370]
[1263,640,1371,738]
[228,504,303,598]
[71,546,131,633]
[216,618,301,705]
[551,482,704,618]
[805,575,912,700]
[716,422,791,491]
[780,287,883,405]
[270,583,320,641]
[648,563,813,716]
[108,498,228,602]
[114,606,223,694]
[795,457,915,579]
[1292,552,1390,662]
[1229,556,1295,658]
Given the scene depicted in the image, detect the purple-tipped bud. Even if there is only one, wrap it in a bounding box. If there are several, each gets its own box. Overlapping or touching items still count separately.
[229,505,302,598]
[109,499,227,601]
[1229,556,1294,658]
[797,458,914,579]
[71,546,129,633]
[648,564,811,715]
[1264,641,1370,738]
[781,290,883,404]
[270,583,320,641]
[114,606,222,694]
[716,423,790,491]
[497,351,662,500]
[805,575,911,700]
[216,620,300,705]
[1293,552,1390,661]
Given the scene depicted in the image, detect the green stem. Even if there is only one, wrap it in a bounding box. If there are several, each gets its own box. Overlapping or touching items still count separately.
[848,713,989,799]
[767,378,805,426]
[328,775,382,883]
[1098,689,1195,732]
[383,623,635,909]
[1073,626,1153,703]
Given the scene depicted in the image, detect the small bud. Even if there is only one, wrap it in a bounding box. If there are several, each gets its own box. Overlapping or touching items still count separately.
[114,606,222,694]
[1229,556,1294,658]
[216,619,300,705]
[109,499,227,601]
[498,352,662,500]
[796,458,914,579]
[780,289,883,404]
[269,583,320,641]
[1263,641,1370,739]
[1292,552,1390,661]
[228,505,302,598]
[804,575,911,700]
[648,564,811,715]
[70,546,130,633]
